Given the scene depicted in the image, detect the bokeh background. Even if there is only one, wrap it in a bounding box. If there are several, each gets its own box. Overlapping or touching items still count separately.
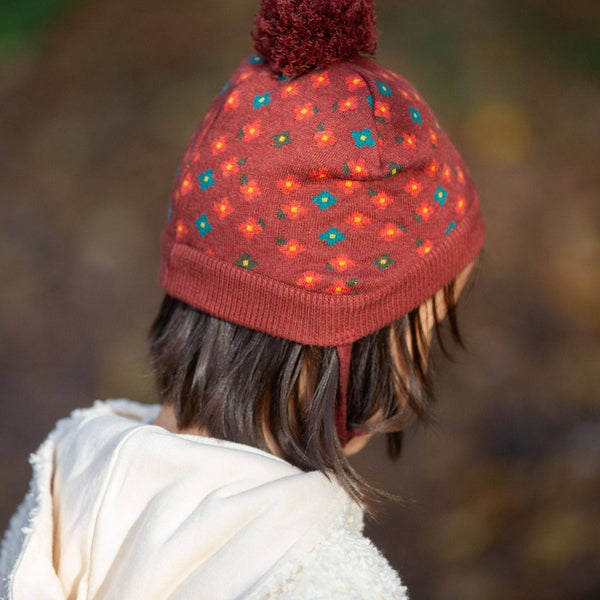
[1,1,598,598]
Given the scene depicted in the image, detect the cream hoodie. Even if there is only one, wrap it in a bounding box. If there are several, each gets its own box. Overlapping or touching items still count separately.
[0,399,408,599]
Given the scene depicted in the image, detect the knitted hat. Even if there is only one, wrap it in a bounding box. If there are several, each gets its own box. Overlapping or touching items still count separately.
[158,0,485,446]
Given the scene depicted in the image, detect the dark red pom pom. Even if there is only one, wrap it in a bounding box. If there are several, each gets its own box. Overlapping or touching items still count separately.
[251,0,379,78]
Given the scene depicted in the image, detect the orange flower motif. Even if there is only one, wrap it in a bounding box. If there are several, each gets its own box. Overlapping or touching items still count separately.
[211,136,226,155]
[339,97,358,112]
[236,71,253,84]
[345,211,371,229]
[374,101,391,121]
[401,89,412,100]
[345,75,366,91]
[310,168,329,180]
[379,223,403,242]
[242,121,261,141]
[401,134,417,150]
[279,239,306,258]
[347,160,369,178]
[417,240,434,257]
[239,217,262,239]
[297,271,322,290]
[175,219,188,239]
[277,175,301,194]
[282,201,307,219]
[312,71,330,88]
[327,280,351,295]
[442,163,452,182]
[337,179,362,195]
[220,157,239,178]
[213,198,234,220]
[293,103,314,120]
[206,248,215,257]
[404,178,424,197]
[330,254,356,271]
[315,129,336,148]
[224,90,240,111]
[416,201,434,221]
[372,191,394,210]
[426,159,439,177]
[456,166,466,185]
[455,195,466,215]
[180,172,194,196]
[280,82,299,98]
[429,129,439,147]
[240,179,261,201]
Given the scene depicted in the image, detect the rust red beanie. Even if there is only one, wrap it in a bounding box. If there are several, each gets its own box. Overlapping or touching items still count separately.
[158,1,485,445]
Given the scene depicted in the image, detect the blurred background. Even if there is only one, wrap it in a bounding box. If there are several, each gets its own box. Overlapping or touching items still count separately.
[0,0,598,598]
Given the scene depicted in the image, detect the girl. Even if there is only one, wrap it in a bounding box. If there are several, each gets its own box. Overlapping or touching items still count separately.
[0,1,485,598]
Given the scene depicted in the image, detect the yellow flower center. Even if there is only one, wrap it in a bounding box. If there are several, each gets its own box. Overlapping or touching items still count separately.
[387,229,394,235]
[246,225,253,231]
[249,128,256,134]
[345,181,352,187]
[329,234,335,239]
[301,108,307,114]
[291,206,297,213]
[290,245,296,252]
[339,260,346,266]
[285,181,292,187]
[242,260,249,266]
[248,187,254,193]
[322,135,328,141]
[306,276,313,283]
[220,204,226,211]
[279,135,285,142]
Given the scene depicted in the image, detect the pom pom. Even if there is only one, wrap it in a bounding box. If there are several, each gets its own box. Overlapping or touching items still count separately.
[251,0,379,78]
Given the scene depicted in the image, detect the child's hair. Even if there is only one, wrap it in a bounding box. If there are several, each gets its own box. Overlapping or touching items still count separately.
[147,256,479,509]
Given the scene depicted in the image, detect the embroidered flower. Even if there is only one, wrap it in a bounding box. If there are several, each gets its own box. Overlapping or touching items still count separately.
[345,75,366,91]
[379,223,403,242]
[240,179,262,201]
[374,101,391,121]
[279,238,306,258]
[375,80,393,96]
[273,131,292,148]
[329,254,356,271]
[221,157,240,178]
[297,271,322,290]
[239,217,263,239]
[417,239,434,257]
[319,227,346,246]
[399,133,417,150]
[326,280,351,295]
[281,82,299,98]
[194,213,212,236]
[366,95,374,108]
[281,201,307,219]
[404,178,424,197]
[180,172,194,196]
[211,136,226,155]
[310,168,329,180]
[345,160,369,178]
[456,166,466,185]
[372,254,395,270]
[312,190,338,210]
[345,211,371,229]
[415,201,434,221]
[455,195,466,214]
[236,71,253,84]
[434,186,448,205]
[429,129,439,148]
[370,189,394,210]
[198,169,215,191]
[442,163,452,183]
[426,159,439,177]
[337,179,362,195]
[277,175,301,194]
[294,103,315,120]
[248,55,263,64]
[445,221,456,235]
[213,197,234,220]
[315,128,336,148]
[224,90,240,112]
[351,128,376,148]
[401,89,412,100]
[242,121,262,141]
[387,162,403,177]
[253,93,271,109]
[339,97,358,112]
[235,252,258,269]
[312,71,330,88]
[175,218,188,239]
[409,107,422,124]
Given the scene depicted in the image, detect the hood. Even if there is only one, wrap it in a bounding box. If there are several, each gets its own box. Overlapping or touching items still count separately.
[4,399,351,600]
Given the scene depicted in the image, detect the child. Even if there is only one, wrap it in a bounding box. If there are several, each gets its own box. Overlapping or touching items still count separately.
[0,1,485,598]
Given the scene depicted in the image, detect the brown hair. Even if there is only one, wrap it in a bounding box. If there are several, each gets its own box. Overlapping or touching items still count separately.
[147,260,479,510]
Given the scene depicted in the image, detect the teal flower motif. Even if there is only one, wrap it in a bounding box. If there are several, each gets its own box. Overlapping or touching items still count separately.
[434,185,448,205]
[445,221,456,235]
[311,190,338,210]
[376,80,393,97]
[319,227,346,246]
[409,107,422,124]
[366,95,374,108]
[219,80,231,96]
[351,128,376,148]
[253,93,271,109]
[194,213,212,236]
[248,55,263,64]
[198,169,214,190]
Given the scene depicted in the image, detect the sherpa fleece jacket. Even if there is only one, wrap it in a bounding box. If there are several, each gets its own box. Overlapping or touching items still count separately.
[0,399,408,599]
